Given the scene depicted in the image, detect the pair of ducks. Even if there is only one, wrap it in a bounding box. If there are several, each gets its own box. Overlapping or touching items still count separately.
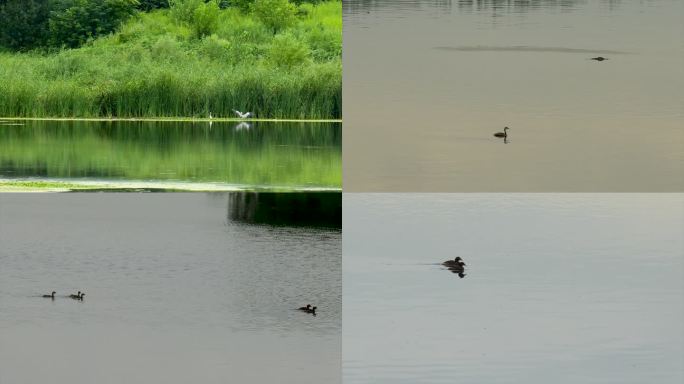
[298,304,317,315]
[42,291,85,300]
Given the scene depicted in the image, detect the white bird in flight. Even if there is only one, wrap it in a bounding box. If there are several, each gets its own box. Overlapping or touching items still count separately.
[233,110,252,119]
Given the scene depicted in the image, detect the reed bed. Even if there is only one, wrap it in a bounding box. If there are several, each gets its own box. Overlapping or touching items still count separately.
[0,1,341,119]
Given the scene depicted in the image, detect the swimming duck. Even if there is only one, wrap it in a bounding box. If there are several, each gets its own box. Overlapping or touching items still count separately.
[42,291,56,299]
[494,127,509,138]
[298,304,312,311]
[307,306,317,315]
[69,291,81,299]
[442,257,466,270]
[591,57,607,61]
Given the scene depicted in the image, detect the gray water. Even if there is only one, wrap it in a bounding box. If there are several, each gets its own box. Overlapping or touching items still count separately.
[0,194,341,384]
[343,0,684,191]
[343,194,684,383]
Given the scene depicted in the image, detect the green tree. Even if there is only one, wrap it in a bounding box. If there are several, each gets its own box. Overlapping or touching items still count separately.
[0,0,51,51]
[48,0,139,48]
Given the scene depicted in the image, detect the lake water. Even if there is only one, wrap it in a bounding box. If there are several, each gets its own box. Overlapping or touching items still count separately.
[343,194,684,383]
[0,120,341,190]
[0,193,341,384]
[343,0,684,191]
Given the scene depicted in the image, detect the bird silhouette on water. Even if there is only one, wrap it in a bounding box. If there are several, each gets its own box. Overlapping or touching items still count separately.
[494,127,509,139]
[442,257,467,278]
[298,304,317,315]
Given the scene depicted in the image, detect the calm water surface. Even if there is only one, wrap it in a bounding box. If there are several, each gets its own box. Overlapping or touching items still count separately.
[0,120,341,189]
[0,193,341,384]
[344,0,684,191]
[344,194,684,383]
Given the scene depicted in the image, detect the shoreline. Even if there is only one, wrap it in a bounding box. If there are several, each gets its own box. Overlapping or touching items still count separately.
[0,117,342,123]
[0,178,341,193]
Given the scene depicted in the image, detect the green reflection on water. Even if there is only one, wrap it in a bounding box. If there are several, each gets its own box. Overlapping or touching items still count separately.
[0,120,341,188]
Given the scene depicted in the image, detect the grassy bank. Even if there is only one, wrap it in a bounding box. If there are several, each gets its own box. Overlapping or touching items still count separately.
[0,180,96,192]
[0,1,341,119]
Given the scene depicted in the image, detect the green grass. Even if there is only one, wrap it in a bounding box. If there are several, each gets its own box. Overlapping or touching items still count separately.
[0,1,341,119]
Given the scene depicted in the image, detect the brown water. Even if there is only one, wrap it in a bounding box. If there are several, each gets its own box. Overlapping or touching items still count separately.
[343,0,684,191]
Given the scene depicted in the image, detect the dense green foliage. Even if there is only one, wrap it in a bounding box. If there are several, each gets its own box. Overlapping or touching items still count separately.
[0,120,342,187]
[0,0,51,50]
[0,1,341,118]
[136,0,169,10]
[48,0,139,48]
[0,0,138,50]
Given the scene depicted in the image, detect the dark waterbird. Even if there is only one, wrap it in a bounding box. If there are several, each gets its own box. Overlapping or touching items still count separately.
[42,291,56,299]
[443,257,467,278]
[69,291,82,299]
[494,127,509,138]
[442,257,466,270]
[591,57,608,61]
[298,305,317,315]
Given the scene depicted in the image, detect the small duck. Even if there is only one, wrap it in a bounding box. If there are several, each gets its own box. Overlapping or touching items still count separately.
[307,306,317,315]
[442,257,466,270]
[69,291,82,299]
[298,304,312,311]
[494,127,509,138]
[42,291,56,299]
[591,56,607,61]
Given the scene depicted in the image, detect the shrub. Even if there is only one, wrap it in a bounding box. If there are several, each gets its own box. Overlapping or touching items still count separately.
[306,25,340,61]
[267,33,309,68]
[168,0,203,24]
[199,34,230,60]
[192,0,220,37]
[250,0,296,33]
[150,35,183,61]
